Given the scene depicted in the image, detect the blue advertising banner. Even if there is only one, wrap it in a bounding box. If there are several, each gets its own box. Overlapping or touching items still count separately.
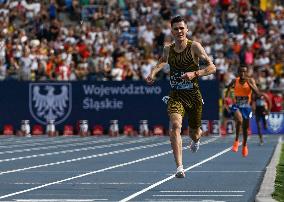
[0,80,219,132]
[250,112,284,134]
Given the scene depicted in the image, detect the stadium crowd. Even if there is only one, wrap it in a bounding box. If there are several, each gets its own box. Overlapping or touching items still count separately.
[0,0,283,93]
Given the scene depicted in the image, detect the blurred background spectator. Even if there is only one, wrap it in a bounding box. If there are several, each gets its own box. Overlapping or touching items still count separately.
[0,0,283,109]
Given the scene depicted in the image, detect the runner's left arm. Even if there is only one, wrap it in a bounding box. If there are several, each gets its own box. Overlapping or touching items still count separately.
[247,78,261,96]
[264,93,272,113]
[181,42,216,80]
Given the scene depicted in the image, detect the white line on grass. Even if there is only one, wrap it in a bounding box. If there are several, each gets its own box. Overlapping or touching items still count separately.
[0,137,217,199]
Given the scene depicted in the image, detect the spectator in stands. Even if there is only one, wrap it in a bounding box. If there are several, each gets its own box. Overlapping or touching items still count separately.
[19,48,32,81]
[252,88,271,145]
[0,59,7,80]
[0,0,281,93]
[271,91,283,112]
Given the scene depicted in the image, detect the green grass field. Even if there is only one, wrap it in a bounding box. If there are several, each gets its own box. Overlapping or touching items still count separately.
[272,143,284,202]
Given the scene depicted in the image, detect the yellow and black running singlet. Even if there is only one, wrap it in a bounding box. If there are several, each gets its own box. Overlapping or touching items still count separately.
[168,40,199,90]
[167,40,203,128]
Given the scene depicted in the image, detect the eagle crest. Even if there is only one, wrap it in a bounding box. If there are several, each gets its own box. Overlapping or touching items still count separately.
[268,113,284,133]
[29,84,71,125]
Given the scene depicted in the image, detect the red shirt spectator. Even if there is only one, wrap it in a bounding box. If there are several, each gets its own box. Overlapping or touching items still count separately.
[257,24,266,36]
[239,0,250,16]
[252,39,262,51]
[55,61,71,81]
[221,0,231,6]
[232,41,241,54]
[76,41,90,59]
[271,93,283,112]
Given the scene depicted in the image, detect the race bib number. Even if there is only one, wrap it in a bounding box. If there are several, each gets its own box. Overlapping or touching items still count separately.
[170,71,193,90]
[256,98,265,107]
[236,96,249,106]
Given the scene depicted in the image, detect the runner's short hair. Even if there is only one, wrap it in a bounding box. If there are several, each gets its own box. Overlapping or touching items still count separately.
[238,66,248,72]
[171,16,185,26]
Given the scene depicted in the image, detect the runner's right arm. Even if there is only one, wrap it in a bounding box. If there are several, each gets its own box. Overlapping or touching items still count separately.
[145,46,170,84]
[225,79,235,98]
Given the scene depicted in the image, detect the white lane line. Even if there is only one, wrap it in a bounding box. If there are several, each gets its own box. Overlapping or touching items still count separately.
[153,194,243,197]
[145,200,226,202]
[0,136,96,145]
[160,190,245,193]
[15,200,108,202]
[0,141,170,176]
[0,136,74,143]
[9,170,164,173]
[0,137,51,145]
[0,136,117,149]
[190,170,262,173]
[0,138,63,148]
[10,170,247,175]
[10,182,152,185]
[0,138,217,199]
[119,144,231,202]
[0,137,153,162]
[0,145,172,199]
[0,136,128,155]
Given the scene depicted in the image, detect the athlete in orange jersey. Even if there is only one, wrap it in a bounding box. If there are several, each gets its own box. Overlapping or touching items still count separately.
[225,66,261,157]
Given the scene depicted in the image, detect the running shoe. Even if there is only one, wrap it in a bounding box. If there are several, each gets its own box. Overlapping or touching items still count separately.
[242,145,248,157]
[190,139,200,153]
[175,171,185,178]
[232,140,239,152]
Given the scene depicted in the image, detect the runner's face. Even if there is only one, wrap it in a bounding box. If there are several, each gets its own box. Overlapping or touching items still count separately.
[171,21,188,42]
[239,68,247,79]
